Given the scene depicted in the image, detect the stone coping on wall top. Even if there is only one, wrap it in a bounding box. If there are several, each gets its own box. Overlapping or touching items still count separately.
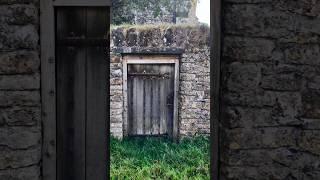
[113,47,185,54]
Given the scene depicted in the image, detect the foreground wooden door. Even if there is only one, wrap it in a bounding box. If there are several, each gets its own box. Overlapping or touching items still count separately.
[127,63,176,137]
[56,7,108,180]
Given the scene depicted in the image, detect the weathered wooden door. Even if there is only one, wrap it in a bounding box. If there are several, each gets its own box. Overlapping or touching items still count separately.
[56,7,108,180]
[127,64,175,136]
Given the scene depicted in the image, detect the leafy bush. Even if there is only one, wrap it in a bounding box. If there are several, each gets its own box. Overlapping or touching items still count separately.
[110,136,209,180]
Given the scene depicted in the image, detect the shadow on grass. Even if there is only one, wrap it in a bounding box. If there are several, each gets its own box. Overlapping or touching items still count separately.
[110,135,209,180]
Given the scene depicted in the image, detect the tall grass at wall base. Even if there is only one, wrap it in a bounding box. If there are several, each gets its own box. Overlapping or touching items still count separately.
[110,135,210,180]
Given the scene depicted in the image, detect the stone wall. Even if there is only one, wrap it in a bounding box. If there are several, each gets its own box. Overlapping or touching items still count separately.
[0,0,41,179]
[221,0,320,179]
[110,24,210,138]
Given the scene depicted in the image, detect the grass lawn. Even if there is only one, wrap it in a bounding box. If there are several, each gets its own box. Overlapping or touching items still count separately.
[110,135,209,180]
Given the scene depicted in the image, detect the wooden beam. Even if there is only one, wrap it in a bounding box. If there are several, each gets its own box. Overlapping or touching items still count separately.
[122,57,128,136]
[173,59,180,142]
[127,59,176,64]
[40,0,56,180]
[211,0,221,180]
[124,55,179,62]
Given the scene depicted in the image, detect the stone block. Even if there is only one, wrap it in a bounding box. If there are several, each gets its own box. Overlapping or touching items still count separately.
[126,28,138,46]
[284,44,320,66]
[0,51,39,74]
[0,24,38,50]
[222,164,301,180]
[0,127,40,149]
[298,130,320,156]
[224,127,298,149]
[0,146,40,169]
[110,115,122,123]
[110,94,123,102]
[0,107,40,126]
[0,4,38,25]
[227,62,261,92]
[307,75,320,90]
[110,56,121,63]
[274,0,320,17]
[223,36,275,61]
[271,92,302,126]
[301,90,320,119]
[301,118,320,130]
[0,91,40,107]
[0,74,40,90]
[224,4,294,37]
[111,28,125,47]
[110,78,122,85]
[224,90,277,107]
[0,165,40,180]
[0,91,40,106]
[110,101,123,109]
[179,73,196,81]
[223,106,275,128]
[111,69,122,78]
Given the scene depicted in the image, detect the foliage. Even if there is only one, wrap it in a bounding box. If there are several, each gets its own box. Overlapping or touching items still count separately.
[110,136,210,180]
[111,0,174,25]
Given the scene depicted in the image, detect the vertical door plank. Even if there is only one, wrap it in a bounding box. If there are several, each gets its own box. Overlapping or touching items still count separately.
[86,47,107,180]
[151,65,160,135]
[167,64,175,138]
[159,65,168,134]
[127,64,135,135]
[132,76,138,135]
[144,65,152,135]
[136,65,144,135]
[56,7,86,40]
[57,47,86,180]
[85,8,108,180]
[86,7,108,38]
[56,7,86,180]
[72,48,86,180]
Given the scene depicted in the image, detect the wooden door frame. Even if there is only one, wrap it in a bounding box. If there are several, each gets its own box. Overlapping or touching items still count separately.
[212,0,222,180]
[40,1,111,179]
[122,55,180,141]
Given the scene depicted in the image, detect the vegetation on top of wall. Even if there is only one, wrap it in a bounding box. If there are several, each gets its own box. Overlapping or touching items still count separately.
[110,135,210,179]
[110,22,209,31]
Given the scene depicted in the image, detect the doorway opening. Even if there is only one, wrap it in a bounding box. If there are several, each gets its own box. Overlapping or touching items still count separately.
[122,55,179,141]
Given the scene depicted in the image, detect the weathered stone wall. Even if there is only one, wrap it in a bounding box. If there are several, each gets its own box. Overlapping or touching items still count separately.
[111,0,198,25]
[1,0,319,179]
[0,0,41,179]
[110,24,210,138]
[221,0,320,179]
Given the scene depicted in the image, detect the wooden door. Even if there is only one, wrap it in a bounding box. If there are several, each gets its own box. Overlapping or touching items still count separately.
[127,64,175,136]
[56,7,108,180]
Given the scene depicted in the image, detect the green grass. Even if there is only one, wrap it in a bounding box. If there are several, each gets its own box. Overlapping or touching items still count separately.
[110,136,210,180]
